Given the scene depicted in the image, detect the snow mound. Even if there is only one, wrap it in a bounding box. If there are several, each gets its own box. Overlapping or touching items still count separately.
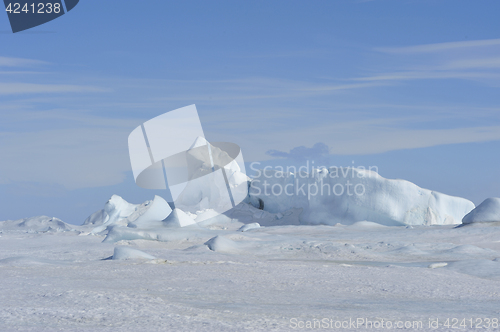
[112,246,156,260]
[428,262,447,269]
[348,221,387,229]
[102,224,216,243]
[0,216,74,232]
[462,198,500,225]
[205,236,242,253]
[238,223,261,232]
[249,168,474,226]
[103,226,159,243]
[163,208,197,228]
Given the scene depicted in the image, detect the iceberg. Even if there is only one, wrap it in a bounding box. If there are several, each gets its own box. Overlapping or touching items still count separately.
[248,167,475,226]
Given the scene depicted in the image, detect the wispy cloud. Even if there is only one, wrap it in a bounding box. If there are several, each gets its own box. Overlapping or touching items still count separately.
[355,38,500,84]
[115,77,387,109]
[247,121,500,159]
[445,57,500,70]
[328,125,500,155]
[0,56,48,67]
[266,142,330,161]
[0,71,47,75]
[377,38,500,54]
[0,82,109,95]
[2,48,500,189]
[354,71,500,82]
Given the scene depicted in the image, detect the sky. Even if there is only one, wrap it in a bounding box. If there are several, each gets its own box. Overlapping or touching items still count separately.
[1,0,500,225]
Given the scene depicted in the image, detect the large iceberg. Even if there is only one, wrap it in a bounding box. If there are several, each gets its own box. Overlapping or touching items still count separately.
[82,164,477,240]
[84,166,476,237]
[248,167,475,226]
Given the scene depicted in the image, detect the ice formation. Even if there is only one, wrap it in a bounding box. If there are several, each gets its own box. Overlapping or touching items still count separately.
[248,167,475,226]
[163,208,197,228]
[84,194,227,239]
[127,195,172,229]
[0,216,74,233]
[90,195,139,233]
[90,195,173,233]
[87,128,251,234]
[80,156,484,242]
[462,197,500,225]
[82,209,107,226]
[80,164,481,245]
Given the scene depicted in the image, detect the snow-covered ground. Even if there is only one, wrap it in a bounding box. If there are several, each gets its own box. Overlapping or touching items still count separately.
[1,207,500,331]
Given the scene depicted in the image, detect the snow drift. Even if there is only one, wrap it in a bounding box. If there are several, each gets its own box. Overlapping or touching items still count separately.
[0,216,75,233]
[248,167,475,226]
[462,197,500,225]
[112,246,156,260]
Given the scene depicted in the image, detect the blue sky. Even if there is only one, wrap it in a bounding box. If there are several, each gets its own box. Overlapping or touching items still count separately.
[1,0,500,224]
